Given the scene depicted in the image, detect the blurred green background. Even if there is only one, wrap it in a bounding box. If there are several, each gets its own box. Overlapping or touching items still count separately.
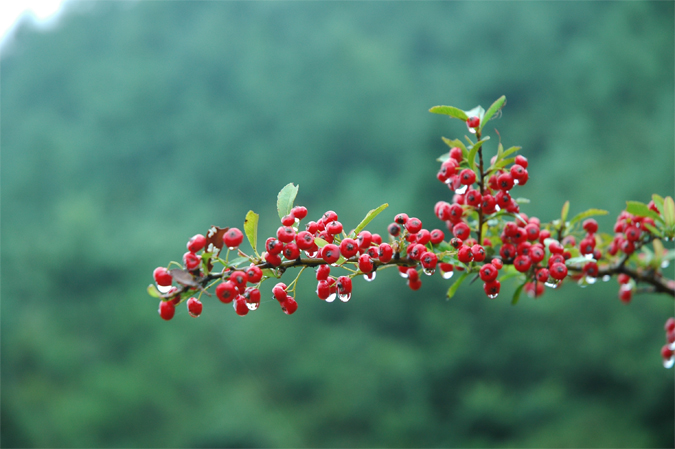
[2,1,674,447]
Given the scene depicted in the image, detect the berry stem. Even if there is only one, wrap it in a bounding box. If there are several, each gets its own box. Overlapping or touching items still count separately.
[476,129,485,245]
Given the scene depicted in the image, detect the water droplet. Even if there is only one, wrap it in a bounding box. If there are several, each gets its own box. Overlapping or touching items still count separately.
[545,280,560,289]
[306,251,318,258]
[157,284,173,294]
[602,275,611,282]
[495,205,501,212]
[513,179,519,185]
[338,293,351,302]
[331,263,340,267]
[228,246,237,251]
[662,260,670,268]
[620,284,633,292]
[584,254,594,260]
[487,293,498,299]
[455,185,468,195]
[441,271,454,280]
[326,293,337,303]
[364,272,376,282]
[423,268,436,276]
[399,271,409,279]
[188,311,200,318]
[663,357,675,369]
[467,123,477,134]
[669,341,675,351]
[585,276,597,285]
[246,302,259,311]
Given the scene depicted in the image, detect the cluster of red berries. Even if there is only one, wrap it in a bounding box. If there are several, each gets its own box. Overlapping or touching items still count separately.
[661,318,675,368]
[607,208,657,256]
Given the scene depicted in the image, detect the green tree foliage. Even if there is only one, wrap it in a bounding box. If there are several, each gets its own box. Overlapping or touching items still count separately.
[1,1,673,447]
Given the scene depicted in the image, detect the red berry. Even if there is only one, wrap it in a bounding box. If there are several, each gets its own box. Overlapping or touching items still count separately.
[548,240,564,254]
[322,210,338,223]
[467,116,480,128]
[495,190,511,209]
[491,258,504,270]
[430,229,445,245]
[272,283,288,302]
[524,281,545,298]
[358,254,374,273]
[296,231,315,250]
[244,287,261,307]
[153,267,173,287]
[407,243,426,261]
[530,245,545,263]
[340,238,360,259]
[388,223,401,237]
[579,238,595,255]
[305,221,319,235]
[624,226,641,242]
[318,230,334,244]
[499,243,516,260]
[548,254,565,267]
[216,281,237,303]
[479,263,498,282]
[233,296,249,316]
[661,344,674,361]
[187,297,203,317]
[229,271,248,291]
[549,262,568,280]
[420,252,438,270]
[407,278,422,290]
[265,237,283,255]
[617,273,630,284]
[321,244,341,264]
[245,265,263,283]
[583,261,599,277]
[316,280,331,300]
[620,240,635,254]
[483,280,501,297]
[459,169,477,186]
[291,206,308,220]
[416,229,431,245]
[316,264,330,281]
[497,172,514,191]
[283,242,300,260]
[264,251,282,266]
[187,234,207,253]
[183,252,201,271]
[378,243,393,263]
[524,224,540,241]
[536,268,549,283]
[326,221,343,235]
[281,214,296,226]
[510,164,528,183]
[357,231,373,249]
[158,300,176,320]
[582,219,598,234]
[471,244,486,262]
[337,276,353,295]
[453,222,471,241]
[457,246,474,263]
[277,226,296,243]
[449,147,463,162]
[465,189,482,208]
[405,218,423,234]
[514,155,528,168]
[281,296,298,315]
[481,194,497,214]
[538,230,551,245]
[223,228,244,249]
[514,255,532,272]
[665,318,675,333]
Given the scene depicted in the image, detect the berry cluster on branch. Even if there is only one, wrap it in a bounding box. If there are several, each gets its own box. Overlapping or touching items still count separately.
[148,96,675,367]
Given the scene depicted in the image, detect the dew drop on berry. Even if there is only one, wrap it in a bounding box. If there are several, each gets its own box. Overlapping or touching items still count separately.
[664,357,675,369]
[399,271,409,279]
[157,284,173,294]
[338,292,351,302]
[455,185,468,195]
[246,302,260,311]
[487,293,498,299]
[326,292,337,303]
[585,276,597,285]
[363,272,376,282]
[467,122,477,134]
[584,253,594,260]
[513,179,519,185]
[545,280,560,289]
[602,275,611,282]
[423,268,436,276]
[188,311,199,318]
[228,246,237,251]
[441,271,454,280]
[306,250,318,258]
[670,341,675,351]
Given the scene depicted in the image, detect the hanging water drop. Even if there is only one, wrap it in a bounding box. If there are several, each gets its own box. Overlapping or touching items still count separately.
[228,246,237,251]
[602,275,611,282]
[326,293,337,303]
[662,260,670,268]
[467,122,477,134]
[423,268,436,276]
[669,341,675,351]
[246,302,259,311]
[364,272,376,282]
[585,276,597,285]
[399,271,409,279]
[487,293,498,299]
[157,284,173,294]
[513,179,519,185]
[441,271,454,280]
[455,185,468,195]
[664,357,675,369]
[545,280,560,289]
[338,293,352,302]
[188,311,199,318]
[584,253,594,260]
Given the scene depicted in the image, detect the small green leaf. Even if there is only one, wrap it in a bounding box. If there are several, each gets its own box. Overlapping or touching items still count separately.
[277,183,299,221]
[446,272,468,299]
[662,196,675,228]
[244,210,260,254]
[314,237,329,248]
[652,194,665,214]
[466,137,490,173]
[262,268,280,278]
[351,204,389,238]
[147,284,161,298]
[429,105,469,121]
[499,146,522,160]
[497,142,504,159]
[643,222,663,237]
[511,280,526,305]
[565,256,595,265]
[481,95,506,131]
[569,208,609,226]
[653,238,665,258]
[561,201,570,223]
[625,201,663,223]
[228,256,248,268]
[437,153,450,163]
[489,157,516,172]
[514,198,530,204]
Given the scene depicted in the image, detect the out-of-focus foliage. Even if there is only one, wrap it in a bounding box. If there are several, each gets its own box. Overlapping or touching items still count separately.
[1,1,673,447]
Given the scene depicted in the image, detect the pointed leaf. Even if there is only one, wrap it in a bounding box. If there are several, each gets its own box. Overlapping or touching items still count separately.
[561,201,570,223]
[565,256,596,266]
[662,196,675,228]
[569,208,609,226]
[653,239,665,258]
[244,210,260,254]
[147,284,161,298]
[643,222,663,237]
[429,105,469,121]
[446,272,468,299]
[481,95,506,130]
[351,204,389,237]
[227,256,249,268]
[497,142,504,159]
[511,280,526,305]
[499,146,522,160]
[437,153,450,163]
[652,194,665,215]
[625,201,663,223]
[277,183,299,221]
[168,269,201,288]
[466,137,490,173]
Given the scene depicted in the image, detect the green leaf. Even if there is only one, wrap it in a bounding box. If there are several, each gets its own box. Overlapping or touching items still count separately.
[244,210,260,254]
[565,256,595,265]
[147,284,161,298]
[436,153,450,163]
[446,272,468,299]
[511,280,526,306]
[653,238,665,258]
[429,105,469,121]
[481,95,506,131]
[569,208,609,226]
[489,157,516,173]
[228,256,248,268]
[351,204,389,238]
[514,197,530,204]
[652,194,665,214]
[662,196,675,228]
[261,268,280,279]
[464,105,486,123]
[314,237,329,248]
[643,222,663,237]
[561,201,570,223]
[625,201,663,223]
[466,137,490,173]
[277,183,299,221]
[499,146,522,160]
[497,142,504,159]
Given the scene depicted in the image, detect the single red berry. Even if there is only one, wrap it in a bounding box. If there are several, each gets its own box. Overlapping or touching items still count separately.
[326,221,343,235]
[467,116,480,128]
[479,263,498,282]
[323,210,338,223]
[318,230,334,244]
[265,237,284,255]
[321,244,341,264]
[617,273,630,284]
[283,242,300,260]
[450,238,463,249]
[582,219,598,234]
[229,270,248,291]
[357,231,373,249]
[504,222,519,238]
[549,262,568,280]
[497,172,514,191]
[371,234,382,245]
[465,189,482,208]
[453,222,471,241]
[516,241,532,256]
[183,251,201,271]
[514,155,528,168]
[223,228,244,249]
[624,226,641,242]
[264,251,282,266]
[407,243,426,261]
[449,147,463,162]
[337,276,353,295]
[296,231,315,250]
[405,218,423,234]
[583,261,599,277]
[430,229,445,245]
[491,258,504,270]
[524,224,540,241]
[538,230,551,245]
[457,246,474,263]
[481,194,497,214]
[245,265,263,284]
[661,344,674,361]
[530,245,545,263]
[233,296,249,316]
[378,243,393,263]
[665,317,675,333]
[495,190,511,209]
[620,240,635,254]
[548,240,564,254]
[510,164,528,183]
[406,268,419,283]
[281,296,298,315]
[514,254,532,272]
[667,329,675,344]
[305,221,319,235]
[366,246,379,259]
[536,268,549,283]
[459,169,477,186]
[244,287,261,307]
[316,264,330,281]
[316,280,331,300]
[340,238,359,259]
[415,229,431,245]
[499,243,516,260]
[291,206,308,220]
[548,254,565,267]
[159,300,176,320]
[153,267,173,287]
[281,214,296,226]
[394,213,409,225]
[216,281,237,303]
[407,278,422,290]
[420,252,438,270]
[358,254,374,273]
[471,244,486,262]
[483,280,501,297]
[439,263,454,274]
[187,297,203,317]
[448,204,464,224]
[272,283,288,302]
[388,223,401,237]
[277,226,296,243]
[187,234,207,253]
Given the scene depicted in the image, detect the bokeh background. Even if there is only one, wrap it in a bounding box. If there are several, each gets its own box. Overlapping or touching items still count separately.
[2,1,674,447]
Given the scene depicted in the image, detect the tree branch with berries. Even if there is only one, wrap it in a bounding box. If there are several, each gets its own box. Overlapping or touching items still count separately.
[148,96,675,368]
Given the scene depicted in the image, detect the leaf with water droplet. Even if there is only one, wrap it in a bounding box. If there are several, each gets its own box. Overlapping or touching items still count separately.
[429,105,469,121]
[446,272,468,299]
[565,256,596,266]
[228,256,249,268]
[277,183,299,221]
[463,105,485,123]
[511,281,526,305]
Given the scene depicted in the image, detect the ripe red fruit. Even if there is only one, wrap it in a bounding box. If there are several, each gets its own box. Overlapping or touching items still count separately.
[337,276,353,295]
[245,265,263,284]
[499,243,516,260]
[326,221,343,235]
[491,258,504,270]
[453,222,471,241]
[481,194,497,214]
[281,297,298,315]
[244,287,261,307]
[340,238,360,259]
[316,280,331,300]
[582,219,598,234]
[388,223,401,237]
[291,206,308,220]
[405,218,423,234]
[479,263,498,282]
[483,280,501,297]
[548,240,564,254]
[514,155,528,168]
[358,254,374,273]
[430,229,445,245]
[617,273,630,284]
[264,251,282,266]
[665,317,675,333]
[471,244,486,262]
[272,283,288,302]
[229,271,248,291]
[323,210,338,223]
[420,252,438,270]
[187,234,207,253]
[536,268,549,282]
[283,242,300,260]
[321,244,341,264]
[465,189,482,208]
[223,228,244,249]
[514,254,532,272]
[318,230,334,244]
[281,214,296,226]
[467,116,480,128]
[459,169,477,186]
[510,164,528,184]
[296,231,315,250]
[357,231,373,249]
[449,147,463,162]
[495,190,511,209]
[233,296,249,316]
[187,297,203,317]
[407,278,422,290]
[277,226,297,243]
[661,345,674,361]
[624,226,641,242]
[316,264,330,281]
[159,300,176,320]
[216,281,237,303]
[305,221,319,235]
[619,287,632,304]
[183,252,201,271]
[415,229,431,245]
[524,281,545,298]
[549,262,568,280]
[548,254,565,267]
[579,238,595,255]
[524,224,540,241]
[583,261,599,277]
[153,267,173,286]
[265,237,284,255]
[378,243,393,263]
[457,246,474,263]
[497,172,514,191]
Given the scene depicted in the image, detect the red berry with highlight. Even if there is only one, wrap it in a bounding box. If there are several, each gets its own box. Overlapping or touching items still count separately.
[223,228,244,249]
[153,267,173,287]
[187,234,207,253]
[159,300,176,320]
[187,297,203,317]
